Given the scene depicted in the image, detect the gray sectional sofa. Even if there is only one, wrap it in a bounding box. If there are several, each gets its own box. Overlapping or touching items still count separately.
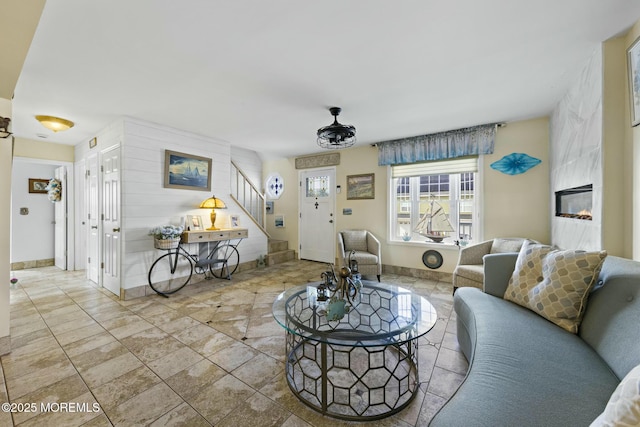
[430,253,640,427]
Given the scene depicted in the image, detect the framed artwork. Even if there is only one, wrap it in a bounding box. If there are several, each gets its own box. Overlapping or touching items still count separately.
[346,173,375,200]
[275,214,285,228]
[89,137,97,149]
[186,215,204,231]
[628,35,640,126]
[266,201,274,214]
[28,178,49,194]
[164,150,212,191]
[230,215,240,228]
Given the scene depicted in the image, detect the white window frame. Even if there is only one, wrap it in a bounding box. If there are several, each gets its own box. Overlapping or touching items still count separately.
[387,157,484,246]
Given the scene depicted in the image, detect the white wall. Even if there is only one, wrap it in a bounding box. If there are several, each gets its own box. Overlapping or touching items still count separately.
[10,159,56,262]
[120,118,267,292]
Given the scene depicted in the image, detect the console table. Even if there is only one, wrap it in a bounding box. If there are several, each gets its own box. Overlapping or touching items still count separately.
[272,281,437,420]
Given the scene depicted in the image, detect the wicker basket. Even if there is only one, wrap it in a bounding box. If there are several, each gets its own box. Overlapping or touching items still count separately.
[154,237,180,250]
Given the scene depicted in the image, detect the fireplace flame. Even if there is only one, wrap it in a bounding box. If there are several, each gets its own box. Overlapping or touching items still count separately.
[577,209,591,216]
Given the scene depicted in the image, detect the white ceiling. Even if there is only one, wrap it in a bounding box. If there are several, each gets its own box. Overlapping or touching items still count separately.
[11,0,640,159]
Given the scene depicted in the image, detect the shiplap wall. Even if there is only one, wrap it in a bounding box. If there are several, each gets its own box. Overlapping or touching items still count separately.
[76,117,267,294]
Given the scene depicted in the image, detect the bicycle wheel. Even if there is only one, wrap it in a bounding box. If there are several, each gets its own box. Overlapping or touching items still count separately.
[209,244,240,279]
[148,252,193,295]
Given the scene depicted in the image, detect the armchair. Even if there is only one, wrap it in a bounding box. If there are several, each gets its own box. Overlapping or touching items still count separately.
[452,237,527,293]
[337,230,381,281]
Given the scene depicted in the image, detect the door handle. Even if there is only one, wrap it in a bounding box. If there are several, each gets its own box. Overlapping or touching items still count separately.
[113,227,120,232]
[329,220,333,223]
[91,226,98,229]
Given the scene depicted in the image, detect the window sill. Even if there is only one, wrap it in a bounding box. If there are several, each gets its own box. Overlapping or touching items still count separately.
[387,239,461,251]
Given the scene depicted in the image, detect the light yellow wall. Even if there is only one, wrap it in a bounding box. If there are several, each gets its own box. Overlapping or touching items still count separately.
[483,117,550,244]
[13,137,75,163]
[264,117,550,275]
[603,36,631,257]
[627,21,640,261]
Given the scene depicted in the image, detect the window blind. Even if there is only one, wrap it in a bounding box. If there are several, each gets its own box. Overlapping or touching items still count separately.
[391,157,478,178]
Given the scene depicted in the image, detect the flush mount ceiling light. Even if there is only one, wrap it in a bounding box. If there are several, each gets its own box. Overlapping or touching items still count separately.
[317,107,356,149]
[35,115,74,132]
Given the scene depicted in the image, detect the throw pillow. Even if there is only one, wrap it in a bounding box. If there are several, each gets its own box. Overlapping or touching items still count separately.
[504,241,607,333]
[590,364,640,427]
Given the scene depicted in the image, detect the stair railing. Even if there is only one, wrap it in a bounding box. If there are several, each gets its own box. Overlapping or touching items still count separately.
[230,160,270,238]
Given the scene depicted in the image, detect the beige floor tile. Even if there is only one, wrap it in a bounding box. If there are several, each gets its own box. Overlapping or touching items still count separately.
[188,374,255,425]
[207,341,258,372]
[231,353,283,390]
[5,360,77,399]
[107,382,183,426]
[148,401,210,427]
[54,322,106,346]
[62,331,118,359]
[146,346,204,380]
[2,347,69,381]
[69,341,129,372]
[92,365,162,411]
[18,391,102,427]
[78,351,144,388]
[164,359,226,400]
[434,347,468,375]
[120,329,186,363]
[216,392,291,427]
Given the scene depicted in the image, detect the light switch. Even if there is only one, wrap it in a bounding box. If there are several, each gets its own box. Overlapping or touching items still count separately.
[20,207,29,215]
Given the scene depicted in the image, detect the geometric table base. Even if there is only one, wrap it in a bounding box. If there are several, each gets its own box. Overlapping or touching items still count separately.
[285,333,419,420]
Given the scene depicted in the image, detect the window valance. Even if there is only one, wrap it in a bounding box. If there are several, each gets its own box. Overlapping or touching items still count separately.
[377,123,498,166]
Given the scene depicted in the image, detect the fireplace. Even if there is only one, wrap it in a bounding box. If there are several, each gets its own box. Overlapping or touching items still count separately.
[555,184,593,220]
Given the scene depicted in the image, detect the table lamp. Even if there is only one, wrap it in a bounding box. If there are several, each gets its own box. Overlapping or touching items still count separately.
[199,195,227,230]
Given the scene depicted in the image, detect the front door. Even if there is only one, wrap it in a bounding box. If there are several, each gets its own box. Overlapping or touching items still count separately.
[299,168,336,263]
[101,146,121,296]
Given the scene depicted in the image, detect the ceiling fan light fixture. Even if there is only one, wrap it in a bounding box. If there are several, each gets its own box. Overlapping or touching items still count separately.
[35,115,75,132]
[317,107,356,149]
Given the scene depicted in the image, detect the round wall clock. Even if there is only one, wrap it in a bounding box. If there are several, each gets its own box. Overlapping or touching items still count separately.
[265,173,284,199]
[422,250,443,269]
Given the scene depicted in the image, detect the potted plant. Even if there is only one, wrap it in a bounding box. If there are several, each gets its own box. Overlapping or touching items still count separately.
[149,225,184,250]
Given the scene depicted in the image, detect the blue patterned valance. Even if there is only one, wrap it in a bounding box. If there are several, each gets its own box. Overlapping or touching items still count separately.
[377,123,497,166]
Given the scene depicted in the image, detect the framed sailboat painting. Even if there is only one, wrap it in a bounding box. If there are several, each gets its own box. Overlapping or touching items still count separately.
[164,150,212,191]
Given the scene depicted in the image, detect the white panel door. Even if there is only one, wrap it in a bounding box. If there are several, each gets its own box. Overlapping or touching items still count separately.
[54,167,67,269]
[87,154,100,284]
[74,159,87,270]
[102,147,121,296]
[299,168,336,263]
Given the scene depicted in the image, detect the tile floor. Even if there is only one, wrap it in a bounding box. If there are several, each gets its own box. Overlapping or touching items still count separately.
[0,260,468,426]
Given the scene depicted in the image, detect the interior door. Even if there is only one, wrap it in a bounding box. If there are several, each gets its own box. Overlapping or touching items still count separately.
[299,168,336,263]
[54,166,67,269]
[102,146,121,296]
[74,159,87,270]
[87,153,100,283]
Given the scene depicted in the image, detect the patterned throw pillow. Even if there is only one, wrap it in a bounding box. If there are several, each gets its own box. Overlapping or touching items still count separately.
[590,364,640,426]
[504,241,607,334]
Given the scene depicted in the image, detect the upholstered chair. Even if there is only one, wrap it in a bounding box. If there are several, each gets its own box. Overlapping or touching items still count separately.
[452,237,527,293]
[337,230,382,281]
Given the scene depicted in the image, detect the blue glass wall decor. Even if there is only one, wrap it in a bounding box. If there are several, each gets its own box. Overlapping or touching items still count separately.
[490,152,541,175]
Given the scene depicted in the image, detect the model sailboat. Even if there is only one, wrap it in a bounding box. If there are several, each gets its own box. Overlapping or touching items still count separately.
[414,199,454,243]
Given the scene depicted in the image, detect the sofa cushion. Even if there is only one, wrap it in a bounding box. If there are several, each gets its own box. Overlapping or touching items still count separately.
[348,251,378,265]
[454,264,484,283]
[341,230,368,252]
[590,364,640,427]
[504,241,607,333]
[489,237,525,254]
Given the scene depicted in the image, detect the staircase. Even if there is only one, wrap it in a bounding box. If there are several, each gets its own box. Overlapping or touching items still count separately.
[230,160,269,237]
[266,239,296,266]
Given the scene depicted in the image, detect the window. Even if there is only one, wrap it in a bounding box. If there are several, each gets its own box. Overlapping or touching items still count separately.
[390,158,480,244]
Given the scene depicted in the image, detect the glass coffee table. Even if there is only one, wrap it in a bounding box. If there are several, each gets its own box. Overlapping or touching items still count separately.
[272,281,437,420]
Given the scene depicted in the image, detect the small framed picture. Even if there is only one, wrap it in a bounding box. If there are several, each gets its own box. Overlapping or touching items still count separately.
[186,215,204,231]
[275,214,285,228]
[266,201,274,214]
[346,173,375,200]
[89,137,97,149]
[230,215,240,228]
[29,178,49,194]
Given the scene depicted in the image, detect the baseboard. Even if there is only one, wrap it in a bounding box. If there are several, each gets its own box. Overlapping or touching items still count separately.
[383,264,453,283]
[11,259,55,270]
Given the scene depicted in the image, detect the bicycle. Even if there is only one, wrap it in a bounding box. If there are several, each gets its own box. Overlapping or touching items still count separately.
[148,238,241,296]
